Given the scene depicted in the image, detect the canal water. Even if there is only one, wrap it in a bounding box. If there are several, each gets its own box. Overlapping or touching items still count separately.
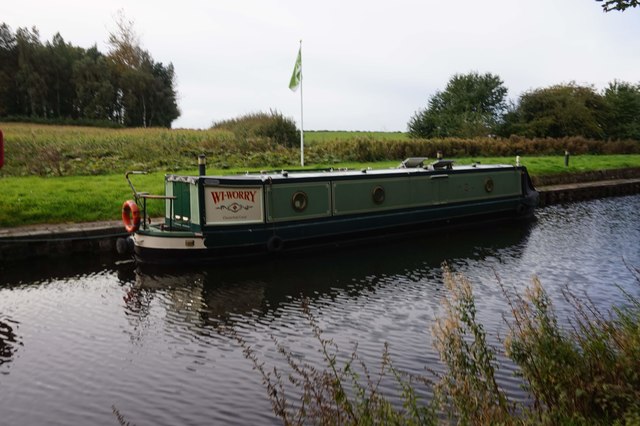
[1,195,639,425]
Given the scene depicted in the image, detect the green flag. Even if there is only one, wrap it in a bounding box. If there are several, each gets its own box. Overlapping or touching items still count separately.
[289,47,302,92]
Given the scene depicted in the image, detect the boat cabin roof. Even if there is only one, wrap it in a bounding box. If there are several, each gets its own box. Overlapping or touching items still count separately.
[166,160,520,185]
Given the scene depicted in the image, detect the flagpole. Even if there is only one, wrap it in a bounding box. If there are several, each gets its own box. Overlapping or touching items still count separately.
[288,40,304,167]
[299,40,304,167]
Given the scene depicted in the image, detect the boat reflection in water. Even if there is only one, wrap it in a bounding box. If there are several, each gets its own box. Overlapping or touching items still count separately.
[124,221,533,330]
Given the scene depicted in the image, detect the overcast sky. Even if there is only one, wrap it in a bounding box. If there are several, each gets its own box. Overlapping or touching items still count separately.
[5,0,640,131]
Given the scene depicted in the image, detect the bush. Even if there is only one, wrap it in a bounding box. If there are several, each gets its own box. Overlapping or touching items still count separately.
[212,110,299,148]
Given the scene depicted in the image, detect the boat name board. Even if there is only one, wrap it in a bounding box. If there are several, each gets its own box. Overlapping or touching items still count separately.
[205,186,264,225]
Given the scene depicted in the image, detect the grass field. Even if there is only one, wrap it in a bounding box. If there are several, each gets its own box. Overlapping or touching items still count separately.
[2,154,639,228]
[304,130,410,142]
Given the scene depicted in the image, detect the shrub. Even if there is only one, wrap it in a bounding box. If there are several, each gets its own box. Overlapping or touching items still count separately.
[212,110,299,148]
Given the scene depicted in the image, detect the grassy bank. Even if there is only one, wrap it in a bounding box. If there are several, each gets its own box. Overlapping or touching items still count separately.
[1,122,639,227]
[1,154,639,228]
[0,172,166,227]
[236,266,640,425]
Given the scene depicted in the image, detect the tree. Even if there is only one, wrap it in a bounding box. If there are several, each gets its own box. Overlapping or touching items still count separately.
[146,61,180,127]
[408,72,508,138]
[45,33,83,118]
[500,83,608,139]
[73,46,118,120]
[597,0,640,12]
[603,81,640,140]
[0,19,179,127]
[107,11,179,127]
[0,23,18,116]
[107,11,146,70]
[14,26,47,117]
[107,12,147,126]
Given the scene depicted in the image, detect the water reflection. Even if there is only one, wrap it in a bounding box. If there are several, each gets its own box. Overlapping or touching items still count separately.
[125,222,533,329]
[0,252,122,288]
[0,317,21,373]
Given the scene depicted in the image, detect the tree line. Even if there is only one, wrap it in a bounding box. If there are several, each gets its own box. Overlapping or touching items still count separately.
[408,72,640,141]
[408,1,639,142]
[0,17,179,128]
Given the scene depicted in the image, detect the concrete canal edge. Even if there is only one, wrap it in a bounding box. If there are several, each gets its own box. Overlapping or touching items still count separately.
[532,167,640,207]
[0,220,129,262]
[537,177,640,206]
[1,168,640,262]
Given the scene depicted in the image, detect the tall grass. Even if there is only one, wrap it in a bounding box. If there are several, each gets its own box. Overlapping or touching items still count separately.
[1,122,638,177]
[234,301,437,425]
[237,264,640,425]
[304,130,410,143]
[305,136,640,164]
[0,123,295,176]
[503,275,640,424]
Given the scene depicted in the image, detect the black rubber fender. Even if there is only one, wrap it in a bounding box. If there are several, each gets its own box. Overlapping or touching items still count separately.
[266,235,284,253]
[116,236,134,255]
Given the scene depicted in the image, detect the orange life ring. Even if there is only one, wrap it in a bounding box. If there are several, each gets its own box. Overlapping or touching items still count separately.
[122,200,141,233]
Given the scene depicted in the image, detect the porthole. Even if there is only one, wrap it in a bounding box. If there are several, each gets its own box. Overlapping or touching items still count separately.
[291,191,308,212]
[372,186,385,204]
[484,178,494,193]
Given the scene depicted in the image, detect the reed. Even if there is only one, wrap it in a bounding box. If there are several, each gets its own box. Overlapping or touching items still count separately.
[239,264,640,425]
[231,300,437,425]
[502,273,640,424]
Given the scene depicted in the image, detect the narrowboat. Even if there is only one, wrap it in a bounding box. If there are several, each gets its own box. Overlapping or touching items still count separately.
[117,157,538,264]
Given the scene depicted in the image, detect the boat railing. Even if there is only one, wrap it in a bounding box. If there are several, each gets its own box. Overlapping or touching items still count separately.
[139,193,177,231]
[125,171,177,231]
[125,171,146,203]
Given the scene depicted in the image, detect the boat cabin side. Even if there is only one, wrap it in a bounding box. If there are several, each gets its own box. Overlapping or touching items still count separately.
[156,164,534,234]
